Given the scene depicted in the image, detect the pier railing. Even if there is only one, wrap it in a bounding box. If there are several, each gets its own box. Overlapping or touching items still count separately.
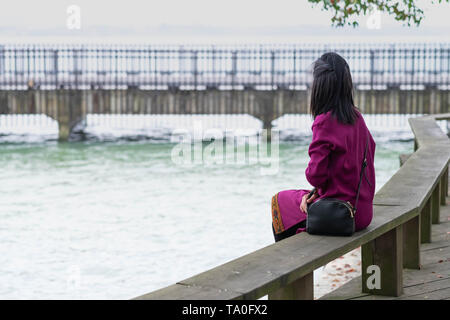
[134,113,449,300]
[0,43,449,90]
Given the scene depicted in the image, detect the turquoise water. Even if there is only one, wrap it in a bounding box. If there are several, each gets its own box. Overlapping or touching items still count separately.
[0,135,413,299]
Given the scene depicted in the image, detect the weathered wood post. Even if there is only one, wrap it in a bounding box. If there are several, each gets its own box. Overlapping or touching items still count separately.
[268,272,314,300]
[402,215,421,269]
[447,119,450,137]
[399,153,422,270]
[362,225,403,296]
[431,184,441,224]
[420,198,432,243]
[442,166,449,205]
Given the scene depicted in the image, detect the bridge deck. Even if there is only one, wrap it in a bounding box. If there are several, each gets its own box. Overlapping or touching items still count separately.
[321,174,450,300]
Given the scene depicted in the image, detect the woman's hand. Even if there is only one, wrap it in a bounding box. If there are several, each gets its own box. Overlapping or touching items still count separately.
[300,191,318,214]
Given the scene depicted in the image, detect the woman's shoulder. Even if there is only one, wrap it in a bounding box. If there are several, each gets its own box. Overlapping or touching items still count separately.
[312,110,336,129]
[313,111,330,123]
[314,108,362,127]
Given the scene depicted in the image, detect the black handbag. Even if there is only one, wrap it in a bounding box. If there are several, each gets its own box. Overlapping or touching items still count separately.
[306,135,369,236]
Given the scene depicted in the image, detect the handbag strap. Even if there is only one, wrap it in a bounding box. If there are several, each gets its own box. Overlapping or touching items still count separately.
[354,135,370,213]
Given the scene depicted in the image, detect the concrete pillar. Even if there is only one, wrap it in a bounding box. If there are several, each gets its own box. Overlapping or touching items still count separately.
[254,91,275,140]
[56,90,84,141]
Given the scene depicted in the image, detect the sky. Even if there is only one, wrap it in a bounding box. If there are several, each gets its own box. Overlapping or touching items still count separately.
[0,0,449,43]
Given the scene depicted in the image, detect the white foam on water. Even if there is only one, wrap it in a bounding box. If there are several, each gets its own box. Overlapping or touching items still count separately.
[1,113,446,143]
[0,114,58,143]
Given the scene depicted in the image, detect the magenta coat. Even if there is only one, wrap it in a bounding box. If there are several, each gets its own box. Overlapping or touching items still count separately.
[272,109,376,235]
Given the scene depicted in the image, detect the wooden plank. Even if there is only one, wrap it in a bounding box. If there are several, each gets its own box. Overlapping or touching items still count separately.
[373,145,449,208]
[397,287,450,300]
[362,225,403,296]
[357,278,450,300]
[421,232,450,251]
[133,283,243,300]
[268,272,313,300]
[173,205,416,300]
[321,261,450,300]
[399,153,412,167]
[435,202,449,220]
[156,204,417,300]
[403,261,450,287]
[430,220,450,236]
[439,199,450,223]
[421,198,432,243]
[322,207,449,301]
[409,116,450,149]
[319,276,367,300]
[403,215,421,269]
[419,246,450,267]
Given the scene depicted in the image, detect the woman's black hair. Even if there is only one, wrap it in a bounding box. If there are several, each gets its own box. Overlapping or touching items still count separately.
[310,52,358,125]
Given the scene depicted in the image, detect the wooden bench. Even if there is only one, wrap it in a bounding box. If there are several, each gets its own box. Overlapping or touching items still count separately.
[134,113,450,300]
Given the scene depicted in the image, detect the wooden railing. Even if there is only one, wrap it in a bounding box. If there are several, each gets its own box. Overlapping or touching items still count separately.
[134,113,450,300]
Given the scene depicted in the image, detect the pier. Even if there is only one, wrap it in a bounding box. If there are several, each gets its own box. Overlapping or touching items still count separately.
[0,44,449,140]
[134,113,449,300]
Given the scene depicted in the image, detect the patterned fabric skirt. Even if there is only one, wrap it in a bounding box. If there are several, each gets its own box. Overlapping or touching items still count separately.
[271,189,312,241]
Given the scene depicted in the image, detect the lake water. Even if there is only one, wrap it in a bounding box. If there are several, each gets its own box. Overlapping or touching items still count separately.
[0,114,435,299]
